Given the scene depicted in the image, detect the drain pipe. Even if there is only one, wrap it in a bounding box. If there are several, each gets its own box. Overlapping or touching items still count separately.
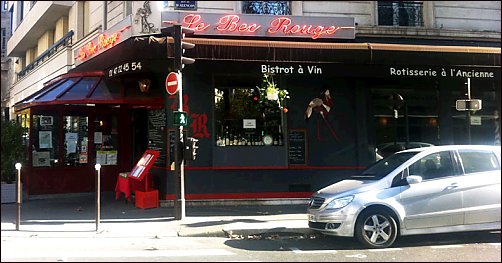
[102,1,107,30]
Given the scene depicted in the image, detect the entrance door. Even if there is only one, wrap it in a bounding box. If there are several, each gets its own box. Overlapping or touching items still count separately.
[132,109,148,165]
[370,80,440,160]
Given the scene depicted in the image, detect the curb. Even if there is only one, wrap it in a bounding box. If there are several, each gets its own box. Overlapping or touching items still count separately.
[223,227,314,238]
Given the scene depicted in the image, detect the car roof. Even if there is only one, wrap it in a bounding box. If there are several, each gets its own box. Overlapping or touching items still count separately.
[399,145,501,154]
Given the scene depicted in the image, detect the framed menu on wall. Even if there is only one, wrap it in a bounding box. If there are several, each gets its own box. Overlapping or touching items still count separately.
[128,150,160,181]
[288,129,307,165]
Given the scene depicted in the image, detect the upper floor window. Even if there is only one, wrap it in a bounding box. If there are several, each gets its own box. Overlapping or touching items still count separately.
[242,1,291,15]
[2,1,7,11]
[18,1,23,22]
[1,28,6,50]
[378,1,423,27]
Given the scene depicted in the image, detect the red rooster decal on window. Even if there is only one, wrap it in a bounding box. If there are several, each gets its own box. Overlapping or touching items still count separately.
[305,89,339,141]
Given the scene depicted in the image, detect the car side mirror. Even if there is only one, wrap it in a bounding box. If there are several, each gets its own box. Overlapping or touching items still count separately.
[406,175,423,184]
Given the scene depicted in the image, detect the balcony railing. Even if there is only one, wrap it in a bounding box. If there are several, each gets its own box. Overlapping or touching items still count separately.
[17,30,73,80]
[378,1,424,27]
[242,1,291,15]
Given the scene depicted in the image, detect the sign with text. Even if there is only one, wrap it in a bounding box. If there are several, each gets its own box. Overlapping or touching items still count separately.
[128,150,160,181]
[174,1,197,10]
[162,12,355,39]
[251,63,500,80]
[288,129,307,165]
[74,16,133,66]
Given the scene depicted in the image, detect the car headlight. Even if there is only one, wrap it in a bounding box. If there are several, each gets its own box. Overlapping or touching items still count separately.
[325,195,354,210]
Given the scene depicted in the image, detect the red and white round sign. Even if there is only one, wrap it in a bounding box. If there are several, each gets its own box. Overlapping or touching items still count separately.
[166,72,179,95]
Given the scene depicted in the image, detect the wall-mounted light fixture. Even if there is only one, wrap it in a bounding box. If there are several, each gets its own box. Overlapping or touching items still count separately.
[138,79,151,93]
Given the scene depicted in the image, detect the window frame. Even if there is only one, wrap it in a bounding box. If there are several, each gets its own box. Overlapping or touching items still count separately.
[376,1,424,27]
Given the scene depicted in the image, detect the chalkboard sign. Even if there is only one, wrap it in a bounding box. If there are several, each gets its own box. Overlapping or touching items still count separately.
[288,129,307,165]
[148,109,166,166]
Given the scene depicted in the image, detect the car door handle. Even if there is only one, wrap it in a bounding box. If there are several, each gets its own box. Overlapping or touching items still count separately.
[443,183,458,191]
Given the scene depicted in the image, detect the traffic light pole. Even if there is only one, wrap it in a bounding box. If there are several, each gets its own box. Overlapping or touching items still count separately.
[163,24,194,220]
[174,70,185,220]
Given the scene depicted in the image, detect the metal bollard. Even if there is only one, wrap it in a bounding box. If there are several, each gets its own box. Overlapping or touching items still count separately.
[15,163,22,231]
[95,163,101,232]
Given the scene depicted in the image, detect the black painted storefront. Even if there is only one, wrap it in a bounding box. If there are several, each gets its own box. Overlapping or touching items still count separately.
[16,33,501,198]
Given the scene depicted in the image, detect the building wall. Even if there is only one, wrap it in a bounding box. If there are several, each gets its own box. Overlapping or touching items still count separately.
[1,0,12,115]
[5,0,501,119]
[302,1,374,26]
[434,1,501,32]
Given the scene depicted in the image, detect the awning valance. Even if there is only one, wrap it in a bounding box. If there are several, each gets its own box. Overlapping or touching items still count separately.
[14,71,163,112]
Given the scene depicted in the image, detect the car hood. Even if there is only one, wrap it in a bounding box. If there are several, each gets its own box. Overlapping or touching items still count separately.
[315,179,383,197]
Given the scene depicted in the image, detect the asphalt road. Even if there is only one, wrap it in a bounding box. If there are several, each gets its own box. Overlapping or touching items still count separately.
[2,230,500,262]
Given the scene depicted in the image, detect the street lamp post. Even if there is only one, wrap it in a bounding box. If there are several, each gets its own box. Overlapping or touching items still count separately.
[15,163,22,231]
[95,163,101,231]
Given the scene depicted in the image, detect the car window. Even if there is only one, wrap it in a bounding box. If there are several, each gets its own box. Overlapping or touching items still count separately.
[409,151,455,180]
[357,152,417,180]
[458,150,500,174]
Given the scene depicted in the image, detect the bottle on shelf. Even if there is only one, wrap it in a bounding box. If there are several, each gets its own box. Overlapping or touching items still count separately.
[224,126,229,146]
[278,125,283,146]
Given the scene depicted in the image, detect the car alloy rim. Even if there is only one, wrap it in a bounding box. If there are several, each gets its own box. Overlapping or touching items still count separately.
[362,214,392,245]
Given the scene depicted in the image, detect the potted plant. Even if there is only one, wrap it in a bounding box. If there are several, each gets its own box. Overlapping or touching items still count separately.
[1,120,26,203]
[257,74,290,111]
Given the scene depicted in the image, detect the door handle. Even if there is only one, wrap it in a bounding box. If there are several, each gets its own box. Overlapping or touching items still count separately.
[443,183,458,191]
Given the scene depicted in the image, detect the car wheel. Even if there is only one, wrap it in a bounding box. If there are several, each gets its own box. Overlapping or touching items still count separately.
[355,209,398,249]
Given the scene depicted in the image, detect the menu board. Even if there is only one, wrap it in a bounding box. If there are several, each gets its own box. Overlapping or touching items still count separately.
[288,129,307,165]
[148,109,167,166]
[128,150,160,181]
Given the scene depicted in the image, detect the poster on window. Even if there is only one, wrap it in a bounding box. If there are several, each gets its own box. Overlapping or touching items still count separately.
[33,151,51,167]
[39,131,53,148]
[40,116,53,126]
[96,151,107,165]
[79,153,88,164]
[94,132,103,144]
[106,150,117,165]
[65,133,78,153]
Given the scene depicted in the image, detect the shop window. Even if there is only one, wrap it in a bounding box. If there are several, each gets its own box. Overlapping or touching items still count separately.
[378,1,424,27]
[94,115,118,166]
[16,110,30,162]
[63,115,88,166]
[32,114,59,167]
[242,1,291,15]
[214,87,284,147]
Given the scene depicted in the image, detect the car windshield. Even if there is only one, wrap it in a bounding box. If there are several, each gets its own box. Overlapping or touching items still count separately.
[353,152,418,180]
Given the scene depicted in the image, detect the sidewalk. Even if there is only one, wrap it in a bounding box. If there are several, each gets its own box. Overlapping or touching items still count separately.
[1,191,312,239]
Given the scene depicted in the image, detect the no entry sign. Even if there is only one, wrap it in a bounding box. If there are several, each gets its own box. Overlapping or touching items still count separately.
[166,72,179,95]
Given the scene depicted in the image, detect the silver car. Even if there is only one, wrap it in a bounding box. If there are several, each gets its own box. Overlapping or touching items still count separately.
[307,145,501,248]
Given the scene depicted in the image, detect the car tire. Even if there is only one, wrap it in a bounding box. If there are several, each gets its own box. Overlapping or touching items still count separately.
[355,209,398,249]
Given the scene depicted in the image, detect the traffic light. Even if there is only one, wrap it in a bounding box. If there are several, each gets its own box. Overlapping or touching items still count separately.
[173,25,195,71]
[184,137,199,161]
[173,111,188,126]
[161,25,196,71]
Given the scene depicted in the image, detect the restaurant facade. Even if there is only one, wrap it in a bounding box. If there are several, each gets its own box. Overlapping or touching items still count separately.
[14,11,501,200]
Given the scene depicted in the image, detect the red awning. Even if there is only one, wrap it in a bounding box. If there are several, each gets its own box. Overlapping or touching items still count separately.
[14,71,163,112]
